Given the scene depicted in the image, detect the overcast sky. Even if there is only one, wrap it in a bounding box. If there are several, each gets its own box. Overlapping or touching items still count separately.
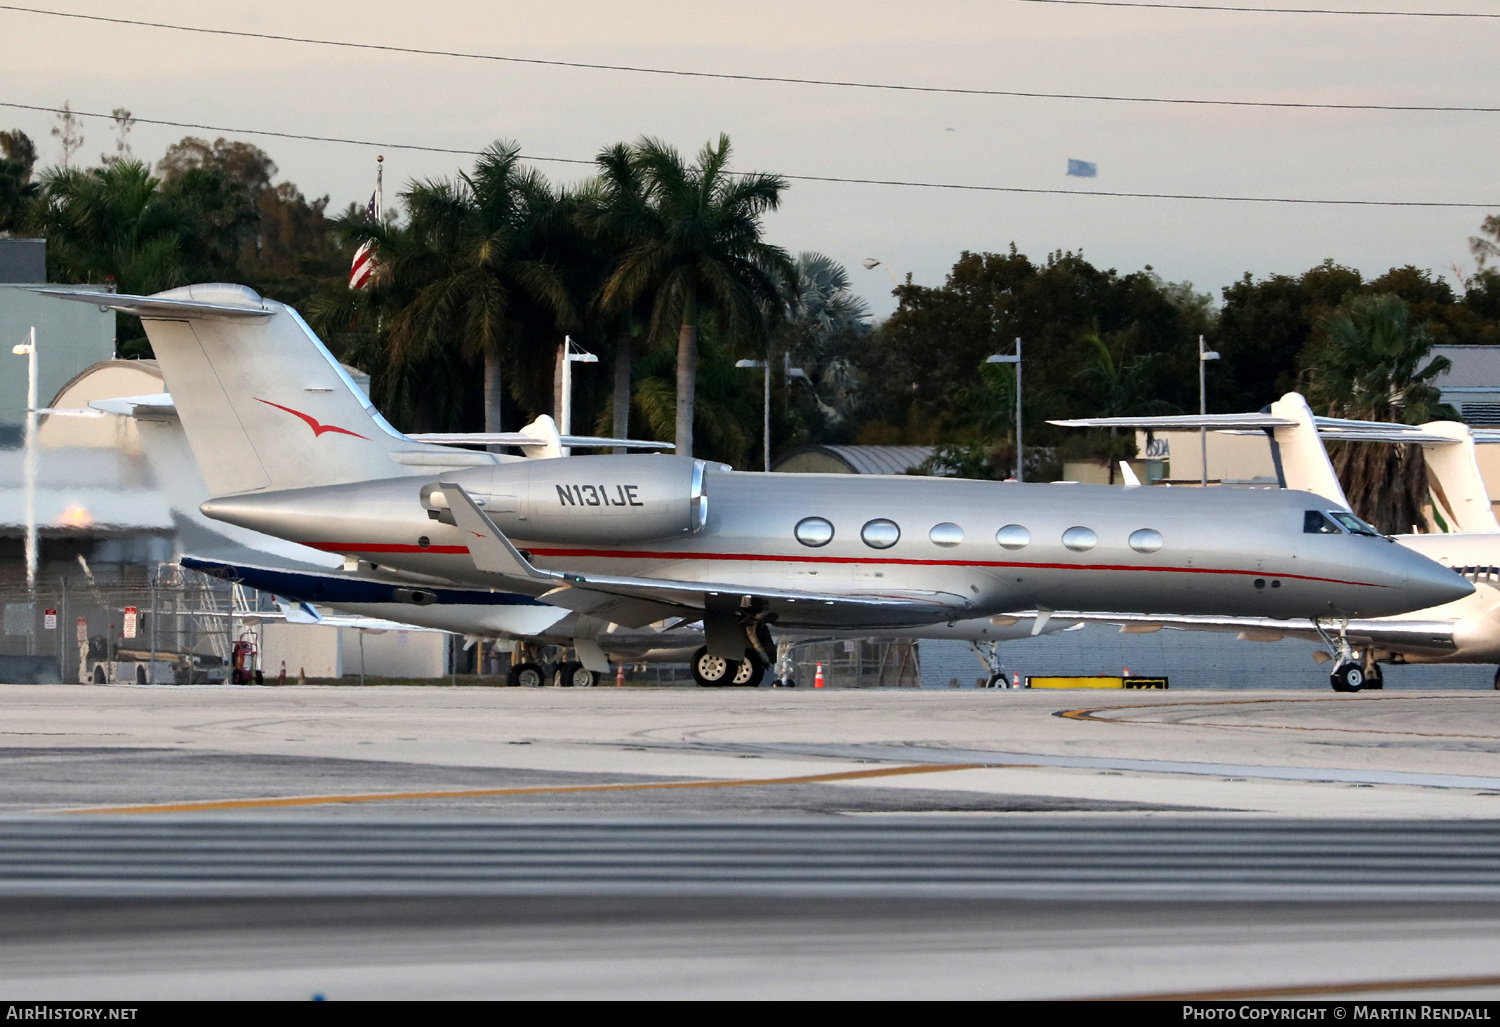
[3,0,1497,318]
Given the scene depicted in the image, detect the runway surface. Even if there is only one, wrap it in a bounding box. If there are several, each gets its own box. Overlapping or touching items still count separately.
[2,685,1499,998]
[3,817,1500,901]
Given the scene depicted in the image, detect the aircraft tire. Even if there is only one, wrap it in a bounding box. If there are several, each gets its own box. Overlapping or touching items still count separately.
[986,672,1009,688]
[691,646,738,687]
[1330,663,1365,693]
[558,661,596,688]
[1493,664,1500,690]
[731,651,766,687]
[509,662,546,688]
[1364,664,1384,690]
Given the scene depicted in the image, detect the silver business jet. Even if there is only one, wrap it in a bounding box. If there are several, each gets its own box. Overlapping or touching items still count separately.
[85,374,1075,687]
[46,285,1470,688]
[1053,392,1500,690]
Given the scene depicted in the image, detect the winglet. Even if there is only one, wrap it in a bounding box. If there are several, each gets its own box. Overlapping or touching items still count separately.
[1118,461,1142,487]
[438,481,556,580]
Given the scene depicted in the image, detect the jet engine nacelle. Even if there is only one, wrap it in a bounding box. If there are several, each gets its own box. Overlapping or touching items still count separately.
[422,454,707,545]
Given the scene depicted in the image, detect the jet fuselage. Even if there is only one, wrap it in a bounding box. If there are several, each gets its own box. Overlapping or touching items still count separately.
[201,464,1469,629]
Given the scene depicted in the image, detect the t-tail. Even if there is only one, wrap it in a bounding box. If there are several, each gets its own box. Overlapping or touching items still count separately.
[44,283,482,496]
[1262,393,1350,508]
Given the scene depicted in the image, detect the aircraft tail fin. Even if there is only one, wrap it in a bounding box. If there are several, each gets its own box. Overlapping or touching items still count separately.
[1266,393,1350,508]
[45,284,450,496]
[1417,422,1499,533]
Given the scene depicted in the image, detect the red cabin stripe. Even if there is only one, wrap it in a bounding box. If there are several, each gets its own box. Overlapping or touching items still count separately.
[305,541,1383,588]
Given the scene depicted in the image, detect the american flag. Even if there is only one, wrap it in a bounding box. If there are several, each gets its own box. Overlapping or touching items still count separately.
[348,192,377,290]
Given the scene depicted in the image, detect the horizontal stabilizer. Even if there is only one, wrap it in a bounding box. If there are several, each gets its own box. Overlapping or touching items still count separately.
[1052,412,1457,445]
[88,393,175,416]
[1050,413,1296,430]
[412,432,672,450]
[42,287,270,319]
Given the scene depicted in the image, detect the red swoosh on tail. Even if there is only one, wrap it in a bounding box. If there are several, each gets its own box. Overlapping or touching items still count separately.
[255,398,368,440]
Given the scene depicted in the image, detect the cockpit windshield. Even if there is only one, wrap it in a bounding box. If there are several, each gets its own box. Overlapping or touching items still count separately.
[1329,511,1381,537]
[1303,510,1342,534]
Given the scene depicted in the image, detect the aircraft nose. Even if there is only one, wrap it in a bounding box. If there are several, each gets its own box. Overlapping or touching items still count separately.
[1399,553,1475,611]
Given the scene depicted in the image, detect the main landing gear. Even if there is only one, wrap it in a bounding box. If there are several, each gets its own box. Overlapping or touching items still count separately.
[691,645,767,687]
[505,641,599,687]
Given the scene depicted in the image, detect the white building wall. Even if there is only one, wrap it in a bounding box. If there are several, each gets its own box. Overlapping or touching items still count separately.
[259,623,447,680]
[260,622,341,679]
[341,627,446,678]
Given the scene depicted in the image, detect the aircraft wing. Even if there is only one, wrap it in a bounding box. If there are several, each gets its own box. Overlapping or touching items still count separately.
[440,481,975,629]
[1043,612,1457,657]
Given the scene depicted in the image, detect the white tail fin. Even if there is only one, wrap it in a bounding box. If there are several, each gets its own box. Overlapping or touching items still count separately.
[1266,393,1350,508]
[1417,421,1499,533]
[45,284,462,496]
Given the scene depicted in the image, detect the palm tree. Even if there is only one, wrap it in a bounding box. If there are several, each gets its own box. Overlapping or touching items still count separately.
[780,254,876,431]
[596,134,794,456]
[33,160,254,289]
[0,129,39,233]
[577,143,651,444]
[1307,293,1456,533]
[30,159,257,355]
[328,143,576,432]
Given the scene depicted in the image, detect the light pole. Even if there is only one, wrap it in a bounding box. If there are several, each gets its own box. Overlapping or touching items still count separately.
[1198,334,1220,487]
[734,358,771,471]
[557,335,598,455]
[862,257,902,288]
[13,327,37,589]
[986,337,1023,481]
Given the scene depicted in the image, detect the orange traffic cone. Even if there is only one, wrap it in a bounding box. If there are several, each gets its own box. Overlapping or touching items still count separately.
[814,662,825,688]
[615,663,625,687]
[1123,667,1131,677]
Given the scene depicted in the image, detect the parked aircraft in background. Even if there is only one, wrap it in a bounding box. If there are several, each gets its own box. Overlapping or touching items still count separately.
[1053,393,1500,690]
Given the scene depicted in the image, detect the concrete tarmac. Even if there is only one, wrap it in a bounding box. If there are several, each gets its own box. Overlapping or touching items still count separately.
[2,684,1499,998]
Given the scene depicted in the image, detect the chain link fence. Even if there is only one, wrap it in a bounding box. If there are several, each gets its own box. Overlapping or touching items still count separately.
[0,565,271,684]
[779,638,922,688]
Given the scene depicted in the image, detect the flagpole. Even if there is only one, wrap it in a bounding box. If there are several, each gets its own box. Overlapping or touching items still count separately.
[375,155,383,222]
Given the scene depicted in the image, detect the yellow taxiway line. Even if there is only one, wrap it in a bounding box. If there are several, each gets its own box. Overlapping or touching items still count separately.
[1059,694,1500,741]
[60,762,986,815]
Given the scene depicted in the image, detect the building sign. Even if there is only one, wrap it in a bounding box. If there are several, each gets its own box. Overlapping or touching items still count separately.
[122,607,137,640]
[43,609,56,630]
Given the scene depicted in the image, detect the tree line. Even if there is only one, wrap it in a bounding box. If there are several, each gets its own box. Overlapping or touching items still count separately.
[5,118,1500,529]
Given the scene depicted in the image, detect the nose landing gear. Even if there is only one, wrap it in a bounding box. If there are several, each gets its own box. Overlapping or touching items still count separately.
[1330,662,1365,692]
[1315,619,1386,692]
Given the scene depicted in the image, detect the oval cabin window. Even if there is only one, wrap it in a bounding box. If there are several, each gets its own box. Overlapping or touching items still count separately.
[1061,526,1098,552]
[794,516,835,548]
[861,519,901,550]
[929,522,964,548]
[1128,528,1164,554]
[995,524,1030,550]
